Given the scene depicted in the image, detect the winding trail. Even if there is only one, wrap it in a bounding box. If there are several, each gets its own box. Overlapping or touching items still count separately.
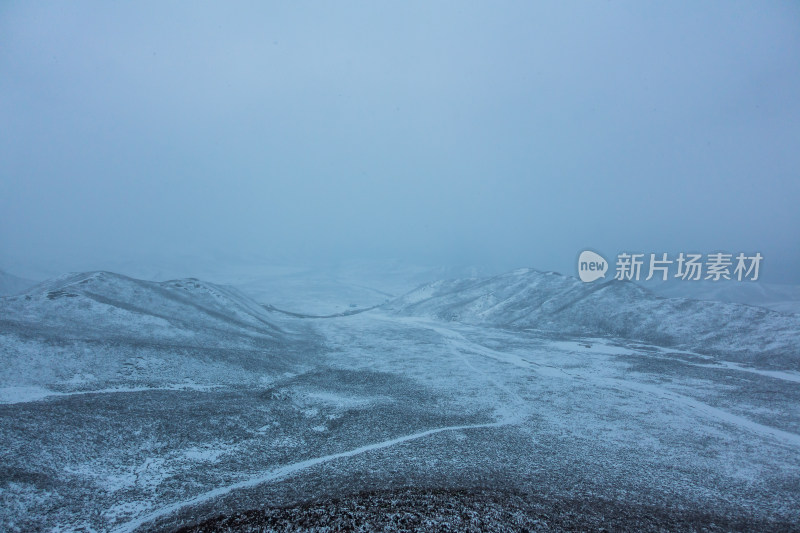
[111,420,510,533]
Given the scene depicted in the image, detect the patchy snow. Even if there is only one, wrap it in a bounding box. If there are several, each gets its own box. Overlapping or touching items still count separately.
[0,383,221,404]
[182,446,228,463]
[547,339,636,355]
[300,390,390,409]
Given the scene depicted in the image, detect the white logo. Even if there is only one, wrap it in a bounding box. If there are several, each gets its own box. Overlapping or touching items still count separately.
[612,252,762,282]
[578,250,608,283]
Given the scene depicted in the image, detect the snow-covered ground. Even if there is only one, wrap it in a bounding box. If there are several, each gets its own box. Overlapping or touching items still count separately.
[1,269,799,531]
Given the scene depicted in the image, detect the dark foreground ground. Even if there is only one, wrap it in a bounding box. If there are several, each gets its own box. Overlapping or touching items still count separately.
[174,488,798,533]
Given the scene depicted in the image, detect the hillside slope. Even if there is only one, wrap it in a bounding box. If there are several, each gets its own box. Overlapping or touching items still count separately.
[385,268,800,368]
[0,272,312,397]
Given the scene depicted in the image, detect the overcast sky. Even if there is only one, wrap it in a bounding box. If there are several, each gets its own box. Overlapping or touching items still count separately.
[2,1,799,282]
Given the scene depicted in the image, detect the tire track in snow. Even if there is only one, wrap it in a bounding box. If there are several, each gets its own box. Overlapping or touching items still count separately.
[111,420,508,533]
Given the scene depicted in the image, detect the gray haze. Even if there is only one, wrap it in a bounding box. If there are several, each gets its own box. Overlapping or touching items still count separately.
[2,2,799,282]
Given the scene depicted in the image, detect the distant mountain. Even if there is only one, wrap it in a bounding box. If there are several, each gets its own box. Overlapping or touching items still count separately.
[385,268,800,369]
[642,279,800,314]
[0,272,310,393]
[2,271,293,343]
[233,261,494,315]
[0,270,37,296]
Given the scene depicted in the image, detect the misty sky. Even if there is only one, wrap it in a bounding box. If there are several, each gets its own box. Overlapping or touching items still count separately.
[2,2,799,282]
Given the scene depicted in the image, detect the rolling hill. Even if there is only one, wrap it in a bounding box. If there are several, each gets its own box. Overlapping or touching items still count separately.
[0,271,313,399]
[386,268,800,369]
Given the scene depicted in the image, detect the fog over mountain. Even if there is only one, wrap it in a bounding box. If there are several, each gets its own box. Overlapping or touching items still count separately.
[2,1,799,282]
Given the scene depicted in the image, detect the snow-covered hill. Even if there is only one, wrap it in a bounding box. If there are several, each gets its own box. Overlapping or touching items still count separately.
[386,268,800,369]
[0,272,311,398]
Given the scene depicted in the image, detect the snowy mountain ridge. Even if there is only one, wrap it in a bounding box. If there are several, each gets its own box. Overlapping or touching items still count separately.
[0,271,310,396]
[1,270,291,343]
[386,268,800,369]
